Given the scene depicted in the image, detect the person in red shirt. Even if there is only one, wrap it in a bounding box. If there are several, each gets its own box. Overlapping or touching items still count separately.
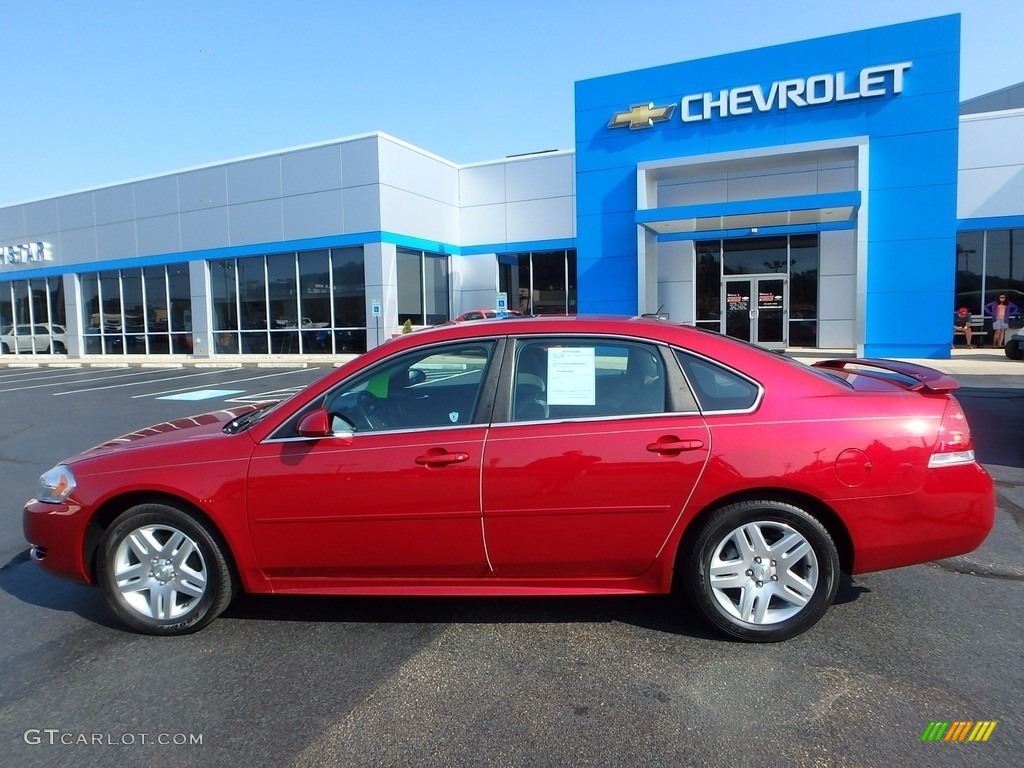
[953,307,973,347]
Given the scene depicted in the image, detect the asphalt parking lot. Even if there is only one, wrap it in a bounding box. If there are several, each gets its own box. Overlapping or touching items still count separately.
[0,363,1021,767]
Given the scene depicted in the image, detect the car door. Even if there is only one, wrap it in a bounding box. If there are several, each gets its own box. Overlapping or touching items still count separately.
[246,340,500,581]
[481,337,711,578]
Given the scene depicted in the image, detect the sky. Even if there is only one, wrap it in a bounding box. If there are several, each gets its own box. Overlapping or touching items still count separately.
[2,0,1022,206]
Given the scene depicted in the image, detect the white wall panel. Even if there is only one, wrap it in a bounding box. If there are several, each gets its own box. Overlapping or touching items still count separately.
[58,193,96,230]
[0,206,24,238]
[505,154,574,202]
[229,199,284,245]
[820,229,857,276]
[656,240,692,282]
[180,207,229,252]
[727,170,817,200]
[94,185,136,225]
[282,146,343,196]
[96,222,137,260]
[341,138,379,187]
[959,112,1024,169]
[282,190,344,240]
[957,166,1024,219]
[379,140,458,205]
[818,274,857,321]
[59,227,97,263]
[460,164,506,206]
[657,280,693,323]
[657,179,727,206]
[227,156,282,204]
[136,215,181,256]
[817,166,857,193]
[451,253,497,294]
[379,186,457,242]
[23,199,59,235]
[460,204,506,245]
[506,196,574,242]
[178,168,227,213]
[134,176,179,218]
[342,185,382,233]
[818,319,854,348]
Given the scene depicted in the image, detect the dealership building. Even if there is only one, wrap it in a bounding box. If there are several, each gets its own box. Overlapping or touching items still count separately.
[1,14,1022,360]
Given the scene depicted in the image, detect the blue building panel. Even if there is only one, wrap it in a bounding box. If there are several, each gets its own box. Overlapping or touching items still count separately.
[575,14,961,357]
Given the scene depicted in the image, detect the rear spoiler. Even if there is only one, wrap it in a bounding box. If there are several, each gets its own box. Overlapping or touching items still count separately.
[812,358,960,394]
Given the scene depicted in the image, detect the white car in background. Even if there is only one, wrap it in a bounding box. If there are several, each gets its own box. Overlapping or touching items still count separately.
[1005,328,1024,360]
[0,323,67,354]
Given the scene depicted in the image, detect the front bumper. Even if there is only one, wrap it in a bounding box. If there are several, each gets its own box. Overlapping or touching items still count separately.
[23,498,94,585]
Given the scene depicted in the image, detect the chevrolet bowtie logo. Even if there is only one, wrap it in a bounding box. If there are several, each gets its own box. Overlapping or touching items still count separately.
[608,102,676,130]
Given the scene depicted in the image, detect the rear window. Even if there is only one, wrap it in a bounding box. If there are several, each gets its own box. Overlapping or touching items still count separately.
[674,350,761,412]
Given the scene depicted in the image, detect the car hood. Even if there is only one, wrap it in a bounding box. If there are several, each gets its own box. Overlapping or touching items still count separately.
[66,405,259,463]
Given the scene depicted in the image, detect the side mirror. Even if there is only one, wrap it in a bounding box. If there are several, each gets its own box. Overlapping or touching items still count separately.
[297,409,332,438]
[408,368,427,386]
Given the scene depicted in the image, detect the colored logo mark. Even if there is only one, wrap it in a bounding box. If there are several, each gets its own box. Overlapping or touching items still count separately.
[921,721,997,742]
[608,102,676,130]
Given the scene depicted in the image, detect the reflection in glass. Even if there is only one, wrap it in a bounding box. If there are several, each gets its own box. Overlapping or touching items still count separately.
[502,250,577,315]
[397,248,423,324]
[331,247,366,353]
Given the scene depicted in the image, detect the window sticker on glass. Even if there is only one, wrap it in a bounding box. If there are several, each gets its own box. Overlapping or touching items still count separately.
[547,347,596,405]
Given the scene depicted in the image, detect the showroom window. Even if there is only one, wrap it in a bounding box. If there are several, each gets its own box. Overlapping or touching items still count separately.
[498,249,577,316]
[81,265,192,354]
[956,229,1024,323]
[211,247,366,354]
[695,235,819,347]
[0,277,67,355]
[398,248,449,325]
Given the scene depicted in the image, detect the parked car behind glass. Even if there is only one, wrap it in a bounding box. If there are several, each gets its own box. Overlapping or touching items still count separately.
[0,323,67,354]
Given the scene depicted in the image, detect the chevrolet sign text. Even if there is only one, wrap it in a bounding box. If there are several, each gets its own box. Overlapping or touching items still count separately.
[680,62,911,122]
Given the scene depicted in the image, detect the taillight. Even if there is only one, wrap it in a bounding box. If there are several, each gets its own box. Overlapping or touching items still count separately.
[928,397,976,468]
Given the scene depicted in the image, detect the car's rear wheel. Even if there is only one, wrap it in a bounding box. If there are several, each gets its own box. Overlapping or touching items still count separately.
[1006,339,1023,360]
[683,500,840,642]
[1,343,9,354]
[97,504,235,635]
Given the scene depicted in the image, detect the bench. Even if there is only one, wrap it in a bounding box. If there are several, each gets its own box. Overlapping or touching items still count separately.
[953,319,987,347]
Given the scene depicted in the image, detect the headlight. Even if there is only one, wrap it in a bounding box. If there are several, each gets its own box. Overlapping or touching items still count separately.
[37,465,77,504]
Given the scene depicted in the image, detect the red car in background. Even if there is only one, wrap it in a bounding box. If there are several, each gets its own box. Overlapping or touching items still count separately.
[452,309,523,322]
[24,317,994,641]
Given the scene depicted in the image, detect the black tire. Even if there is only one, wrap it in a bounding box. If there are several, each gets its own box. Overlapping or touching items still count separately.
[683,499,840,642]
[1006,340,1023,360]
[1,343,9,354]
[97,504,235,635]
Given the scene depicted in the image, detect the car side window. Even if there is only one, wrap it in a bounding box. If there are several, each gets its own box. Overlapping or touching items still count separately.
[324,341,496,432]
[674,350,761,412]
[511,339,667,422]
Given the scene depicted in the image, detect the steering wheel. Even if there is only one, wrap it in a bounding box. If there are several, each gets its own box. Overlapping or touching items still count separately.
[353,390,391,430]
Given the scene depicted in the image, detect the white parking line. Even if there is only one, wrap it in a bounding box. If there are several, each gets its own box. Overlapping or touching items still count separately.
[51,368,247,396]
[0,367,207,394]
[0,367,110,385]
[130,367,319,398]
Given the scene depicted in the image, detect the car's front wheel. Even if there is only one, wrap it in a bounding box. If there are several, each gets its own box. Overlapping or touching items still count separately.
[97,504,235,635]
[683,500,840,642]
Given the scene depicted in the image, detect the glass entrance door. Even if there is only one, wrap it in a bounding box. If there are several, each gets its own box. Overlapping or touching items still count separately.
[724,277,787,348]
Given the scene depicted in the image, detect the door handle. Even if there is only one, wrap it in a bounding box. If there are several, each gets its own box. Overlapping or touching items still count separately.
[415,448,470,467]
[646,437,705,455]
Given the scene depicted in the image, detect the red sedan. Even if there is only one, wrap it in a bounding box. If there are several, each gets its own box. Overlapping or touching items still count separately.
[24,317,994,641]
